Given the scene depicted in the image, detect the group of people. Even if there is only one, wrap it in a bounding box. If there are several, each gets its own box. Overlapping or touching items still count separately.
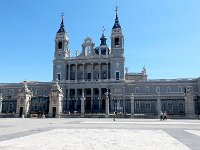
[160,111,167,120]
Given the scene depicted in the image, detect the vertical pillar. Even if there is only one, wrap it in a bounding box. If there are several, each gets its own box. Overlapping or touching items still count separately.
[106,62,109,80]
[99,88,101,109]
[105,88,109,117]
[185,93,195,118]
[67,88,70,110]
[81,89,85,117]
[91,88,93,111]
[91,63,93,81]
[75,64,78,82]
[0,94,3,113]
[75,89,77,109]
[68,64,71,81]
[157,94,161,118]
[131,93,134,118]
[83,63,85,81]
[123,87,126,114]
[99,63,101,80]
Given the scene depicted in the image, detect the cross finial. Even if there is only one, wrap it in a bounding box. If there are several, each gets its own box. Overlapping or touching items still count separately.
[102,26,106,34]
[115,6,118,19]
[61,12,64,20]
[115,6,118,13]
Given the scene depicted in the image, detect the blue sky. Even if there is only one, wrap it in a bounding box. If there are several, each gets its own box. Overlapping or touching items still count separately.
[0,0,200,83]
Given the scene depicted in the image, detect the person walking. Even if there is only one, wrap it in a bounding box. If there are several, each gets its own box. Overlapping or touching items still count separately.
[163,111,167,120]
[113,111,116,121]
[160,111,163,121]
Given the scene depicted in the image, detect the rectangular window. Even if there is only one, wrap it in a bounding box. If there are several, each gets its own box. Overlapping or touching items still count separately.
[34,105,38,110]
[44,90,47,96]
[167,86,171,93]
[57,73,61,80]
[151,102,156,111]
[116,72,119,80]
[87,73,91,80]
[178,86,182,93]
[156,86,160,93]
[35,89,38,95]
[146,103,150,111]
[115,38,119,46]
[58,41,62,49]
[135,102,140,110]
[135,87,139,93]
[145,86,150,93]
[179,103,183,111]
[2,103,5,110]
[168,103,172,111]
[9,103,13,110]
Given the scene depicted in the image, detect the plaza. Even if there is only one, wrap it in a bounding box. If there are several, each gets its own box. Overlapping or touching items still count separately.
[0,118,200,150]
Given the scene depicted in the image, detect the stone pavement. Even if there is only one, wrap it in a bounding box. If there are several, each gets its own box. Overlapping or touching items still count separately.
[0,118,200,150]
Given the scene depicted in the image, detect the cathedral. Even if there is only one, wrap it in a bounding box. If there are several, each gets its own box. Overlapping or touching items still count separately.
[0,8,200,118]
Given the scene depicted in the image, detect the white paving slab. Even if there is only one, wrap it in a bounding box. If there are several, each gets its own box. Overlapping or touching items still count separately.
[0,129,190,150]
[81,121,200,125]
[185,130,200,137]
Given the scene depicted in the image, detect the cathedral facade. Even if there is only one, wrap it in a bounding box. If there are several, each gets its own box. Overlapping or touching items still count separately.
[0,9,200,118]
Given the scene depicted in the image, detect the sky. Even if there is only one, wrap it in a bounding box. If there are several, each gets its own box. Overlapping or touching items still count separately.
[0,0,200,83]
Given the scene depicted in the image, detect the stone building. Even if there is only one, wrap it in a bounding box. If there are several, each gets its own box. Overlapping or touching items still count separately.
[0,8,200,118]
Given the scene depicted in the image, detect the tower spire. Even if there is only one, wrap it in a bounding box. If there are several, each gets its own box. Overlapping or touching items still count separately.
[57,12,66,33]
[100,26,107,45]
[112,6,121,29]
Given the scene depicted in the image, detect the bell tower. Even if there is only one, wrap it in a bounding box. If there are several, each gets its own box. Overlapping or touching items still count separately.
[53,14,70,82]
[110,7,125,80]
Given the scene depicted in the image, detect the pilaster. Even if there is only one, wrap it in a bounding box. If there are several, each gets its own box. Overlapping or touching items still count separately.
[81,89,85,117]
[185,93,195,118]
[131,93,134,118]
[105,89,109,117]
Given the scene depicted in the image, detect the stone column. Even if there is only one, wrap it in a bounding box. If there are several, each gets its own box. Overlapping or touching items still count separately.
[75,64,78,82]
[185,93,195,118]
[91,88,93,111]
[99,63,101,80]
[105,89,109,117]
[99,88,101,109]
[83,63,85,81]
[123,87,126,114]
[131,93,134,118]
[91,63,93,81]
[75,89,77,109]
[81,89,85,117]
[67,88,70,110]
[0,94,3,113]
[68,64,70,81]
[157,94,161,118]
[106,62,109,80]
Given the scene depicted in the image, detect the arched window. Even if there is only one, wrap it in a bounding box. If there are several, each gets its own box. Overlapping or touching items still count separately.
[58,41,62,49]
[115,38,119,46]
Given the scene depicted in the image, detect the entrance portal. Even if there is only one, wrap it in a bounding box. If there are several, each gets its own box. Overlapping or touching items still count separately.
[52,107,56,118]
[19,107,23,117]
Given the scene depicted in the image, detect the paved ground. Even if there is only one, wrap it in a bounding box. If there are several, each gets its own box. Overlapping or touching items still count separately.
[0,118,200,150]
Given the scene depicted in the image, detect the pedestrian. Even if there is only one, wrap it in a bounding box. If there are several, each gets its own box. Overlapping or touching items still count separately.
[160,111,163,121]
[113,111,116,121]
[163,111,167,120]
